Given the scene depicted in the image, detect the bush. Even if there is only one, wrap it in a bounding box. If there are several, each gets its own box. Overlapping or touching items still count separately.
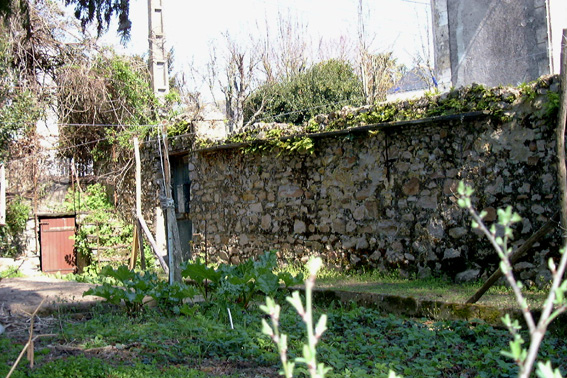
[245,59,364,125]
[0,196,30,257]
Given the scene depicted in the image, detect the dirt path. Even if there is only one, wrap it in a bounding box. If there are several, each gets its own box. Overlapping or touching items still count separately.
[0,276,102,316]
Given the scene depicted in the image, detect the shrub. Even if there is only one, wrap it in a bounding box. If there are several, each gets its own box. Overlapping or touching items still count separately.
[0,196,30,257]
[245,59,364,125]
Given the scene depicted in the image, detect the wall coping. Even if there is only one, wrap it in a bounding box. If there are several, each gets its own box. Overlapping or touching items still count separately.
[191,111,492,154]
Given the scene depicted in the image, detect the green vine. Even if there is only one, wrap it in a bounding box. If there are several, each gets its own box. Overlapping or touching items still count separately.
[192,76,559,156]
[64,184,134,271]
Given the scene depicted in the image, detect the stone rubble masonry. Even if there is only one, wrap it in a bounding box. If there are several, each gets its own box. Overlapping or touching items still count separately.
[153,77,562,282]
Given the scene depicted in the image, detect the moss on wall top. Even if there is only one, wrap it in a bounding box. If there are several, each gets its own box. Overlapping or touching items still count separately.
[178,75,560,155]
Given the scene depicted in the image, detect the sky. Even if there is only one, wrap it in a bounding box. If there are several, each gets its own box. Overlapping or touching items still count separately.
[101,0,432,97]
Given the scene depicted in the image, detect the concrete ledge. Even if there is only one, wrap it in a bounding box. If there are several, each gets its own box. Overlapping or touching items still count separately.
[310,288,565,330]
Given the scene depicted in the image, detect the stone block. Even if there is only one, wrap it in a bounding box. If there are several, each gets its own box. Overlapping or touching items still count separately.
[418,196,438,209]
[443,248,460,260]
[402,177,420,195]
[261,214,272,230]
[448,227,467,239]
[294,220,307,234]
[455,269,480,283]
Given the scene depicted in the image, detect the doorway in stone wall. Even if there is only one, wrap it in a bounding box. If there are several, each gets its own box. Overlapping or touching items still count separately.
[170,154,192,261]
[39,216,76,274]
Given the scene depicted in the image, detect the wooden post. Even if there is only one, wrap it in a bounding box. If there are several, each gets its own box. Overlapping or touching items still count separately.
[161,124,183,284]
[557,29,567,239]
[129,220,139,270]
[466,213,559,304]
[128,220,146,270]
[134,137,169,274]
[0,164,5,226]
[138,220,146,270]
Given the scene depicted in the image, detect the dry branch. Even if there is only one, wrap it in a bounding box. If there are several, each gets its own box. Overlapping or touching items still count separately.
[5,297,55,378]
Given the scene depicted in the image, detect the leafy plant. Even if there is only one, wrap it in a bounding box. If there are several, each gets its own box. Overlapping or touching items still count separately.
[83,265,196,315]
[64,184,134,271]
[181,258,222,301]
[261,257,403,378]
[261,257,331,378]
[0,196,30,257]
[181,251,304,308]
[458,181,567,378]
[0,264,23,278]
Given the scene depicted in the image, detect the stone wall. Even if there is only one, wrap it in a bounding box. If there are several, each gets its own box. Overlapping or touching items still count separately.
[185,82,561,283]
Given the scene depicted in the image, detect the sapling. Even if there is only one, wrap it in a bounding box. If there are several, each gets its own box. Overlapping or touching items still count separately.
[457,181,567,378]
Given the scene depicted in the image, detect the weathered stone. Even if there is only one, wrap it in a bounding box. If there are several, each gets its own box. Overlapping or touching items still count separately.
[369,250,381,261]
[443,248,461,260]
[353,206,366,221]
[402,177,420,195]
[350,254,361,265]
[391,241,404,253]
[346,220,357,233]
[278,185,303,198]
[418,196,438,209]
[482,207,497,222]
[261,214,272,230]
[427,218,445,239]
[239,234,249,246]
[448,227,467,239]
[327,218,343,234]
[531,204,545,214]
[514,262,535,271]
[355,188,373,201]
[403,253,414,262]
[249,203,263,213]
[180,82,560,280]
[294,220,306,234]
[242,192,255,202]
[455,269,480,283]
[356,237,369,250]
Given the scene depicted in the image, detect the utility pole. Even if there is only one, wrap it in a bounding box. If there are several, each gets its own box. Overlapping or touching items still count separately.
[147,0,183,283]
[147,0,169,96]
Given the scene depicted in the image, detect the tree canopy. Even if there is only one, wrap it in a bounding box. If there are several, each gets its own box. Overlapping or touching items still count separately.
[0,0,131,40]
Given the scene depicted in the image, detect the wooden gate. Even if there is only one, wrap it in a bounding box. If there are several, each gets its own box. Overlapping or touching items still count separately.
[40,217,76,274]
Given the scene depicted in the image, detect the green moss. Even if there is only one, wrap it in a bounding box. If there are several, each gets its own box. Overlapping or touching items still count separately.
[191,76,559,154]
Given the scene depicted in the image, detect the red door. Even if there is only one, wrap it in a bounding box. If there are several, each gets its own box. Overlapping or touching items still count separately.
[40,217,76,274]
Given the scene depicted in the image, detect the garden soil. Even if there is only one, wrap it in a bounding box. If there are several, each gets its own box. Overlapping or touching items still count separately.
[0,276,101,316]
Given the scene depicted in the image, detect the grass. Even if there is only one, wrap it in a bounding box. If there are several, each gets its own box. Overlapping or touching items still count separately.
[1,263,564,378]
[2,301,566,378]
[279,264,549,310]
[0,265,24,279]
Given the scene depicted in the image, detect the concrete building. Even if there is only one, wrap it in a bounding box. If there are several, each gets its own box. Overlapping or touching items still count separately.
[431,0,567,90]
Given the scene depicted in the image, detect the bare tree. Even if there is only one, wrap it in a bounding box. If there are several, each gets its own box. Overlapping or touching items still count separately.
[357,0,401,103]
[223,37,260,133]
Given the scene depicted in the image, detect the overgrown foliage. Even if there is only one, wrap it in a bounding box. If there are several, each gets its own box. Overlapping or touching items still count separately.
[83,265,197,315]
[57,51,158,168]
[64,183,133,270]
[0,0,133,41]
[0,196,30,257]
[0,10,46,160]
[245,59,365,125]
[2,298,567,377]
[84,251,304,315]
[197,76,560,156]
[182,250,304,308]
